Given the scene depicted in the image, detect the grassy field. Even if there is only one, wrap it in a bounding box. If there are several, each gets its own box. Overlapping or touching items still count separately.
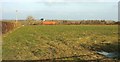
[2,25,119,60]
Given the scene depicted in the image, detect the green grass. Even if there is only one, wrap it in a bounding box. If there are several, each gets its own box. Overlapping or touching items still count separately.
[2,25,118,60]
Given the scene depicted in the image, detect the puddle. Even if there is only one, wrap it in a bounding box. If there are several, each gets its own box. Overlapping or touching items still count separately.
[96,51,119,59]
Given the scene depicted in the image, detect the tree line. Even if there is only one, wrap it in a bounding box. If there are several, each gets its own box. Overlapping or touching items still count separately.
[25,16,119,25]
[60,20,119,25]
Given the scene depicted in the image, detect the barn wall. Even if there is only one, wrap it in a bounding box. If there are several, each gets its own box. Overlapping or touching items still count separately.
[42,21,57,25]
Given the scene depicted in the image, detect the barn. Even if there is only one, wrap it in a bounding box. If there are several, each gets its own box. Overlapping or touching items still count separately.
[42,21,57,25]
[40,18,57,25]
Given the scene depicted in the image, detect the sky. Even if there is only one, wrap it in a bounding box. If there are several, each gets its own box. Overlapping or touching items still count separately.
[1,0,119,21]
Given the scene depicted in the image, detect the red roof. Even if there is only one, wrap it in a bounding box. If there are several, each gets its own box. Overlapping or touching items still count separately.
[42,21,56,25]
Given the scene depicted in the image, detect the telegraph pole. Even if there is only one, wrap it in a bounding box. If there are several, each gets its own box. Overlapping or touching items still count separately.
[15,10,18,23]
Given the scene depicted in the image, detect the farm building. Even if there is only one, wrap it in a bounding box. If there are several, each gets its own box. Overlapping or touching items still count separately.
[40,18,57,25]
[40,18,45,21]
[42,21,57,25]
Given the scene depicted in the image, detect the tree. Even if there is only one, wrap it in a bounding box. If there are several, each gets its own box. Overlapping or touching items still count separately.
[26,16,35,25]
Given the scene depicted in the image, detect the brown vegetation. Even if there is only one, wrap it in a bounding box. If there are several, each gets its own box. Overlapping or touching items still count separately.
[31,20,119,25]
[61,20,118,25]
[2,21,21,34]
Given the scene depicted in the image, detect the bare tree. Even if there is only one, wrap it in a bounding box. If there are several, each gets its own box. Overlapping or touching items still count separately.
[26,16,35,25]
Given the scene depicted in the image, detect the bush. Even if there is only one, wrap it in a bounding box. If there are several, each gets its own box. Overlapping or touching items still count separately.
[2,21,21,34]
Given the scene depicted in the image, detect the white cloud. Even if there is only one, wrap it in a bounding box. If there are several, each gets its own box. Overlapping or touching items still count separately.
[1,0,119,3]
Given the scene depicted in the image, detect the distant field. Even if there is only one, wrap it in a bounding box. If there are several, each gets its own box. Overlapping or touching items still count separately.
[2,25,119,60]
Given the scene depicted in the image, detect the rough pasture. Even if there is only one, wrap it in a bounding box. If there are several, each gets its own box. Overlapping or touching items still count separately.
[2,25,119,61]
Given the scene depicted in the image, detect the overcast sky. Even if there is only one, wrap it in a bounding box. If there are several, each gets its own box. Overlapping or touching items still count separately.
[1,0,119,21]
